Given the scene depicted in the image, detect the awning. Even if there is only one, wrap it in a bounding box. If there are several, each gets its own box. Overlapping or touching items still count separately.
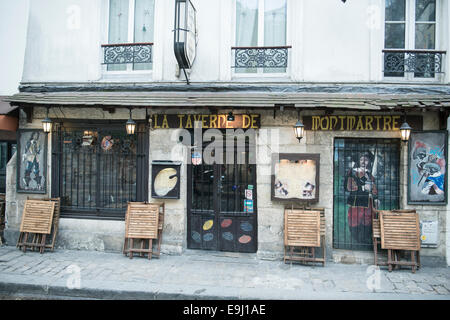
[5,83,450,111]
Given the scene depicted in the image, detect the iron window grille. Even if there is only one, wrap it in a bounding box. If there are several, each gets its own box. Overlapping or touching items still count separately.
[231,46,291,70]
[101,42,153,65]
[51,122,149,220]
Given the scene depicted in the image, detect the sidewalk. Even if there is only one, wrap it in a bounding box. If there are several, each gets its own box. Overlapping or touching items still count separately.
[0,245,449,300]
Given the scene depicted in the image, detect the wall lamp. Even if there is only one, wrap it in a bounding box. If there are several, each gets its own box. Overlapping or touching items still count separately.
[293,109,304,142]
[126,108,137,135]
[42,107,52,133]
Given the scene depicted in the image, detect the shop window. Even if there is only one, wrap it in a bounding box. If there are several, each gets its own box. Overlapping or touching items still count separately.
[51,123,148,220]
[105,0,155,71]
[383,0,444,80]
[233,0,289,74]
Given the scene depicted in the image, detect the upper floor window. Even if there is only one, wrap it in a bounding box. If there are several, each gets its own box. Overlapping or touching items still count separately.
[383,0,445,80]
[233,0,290,74]
[104,0,155,72]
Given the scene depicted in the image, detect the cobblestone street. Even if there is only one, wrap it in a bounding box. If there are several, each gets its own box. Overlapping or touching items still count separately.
[0,246,449,300]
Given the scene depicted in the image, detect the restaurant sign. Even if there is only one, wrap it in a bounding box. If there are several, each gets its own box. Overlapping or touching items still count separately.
[303,115,422,131]
[151,114,260,129]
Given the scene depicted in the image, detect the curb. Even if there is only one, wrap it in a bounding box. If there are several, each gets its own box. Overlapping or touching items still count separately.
[0,281,239,300]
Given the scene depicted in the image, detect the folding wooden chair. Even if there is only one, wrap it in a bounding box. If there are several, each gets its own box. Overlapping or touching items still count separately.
[21,197,61,252]
[16,199,55,254]
[284,207,325,266]
[380,210,421,273]
[123,202,161,260]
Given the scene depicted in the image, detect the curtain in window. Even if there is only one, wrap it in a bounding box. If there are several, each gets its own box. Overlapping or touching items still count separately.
[108,0,129,71]
[133,0,155,70]
[264,0,286,73]
[415,0,435,78]
[236,0,258,73]
[384,0,405,77]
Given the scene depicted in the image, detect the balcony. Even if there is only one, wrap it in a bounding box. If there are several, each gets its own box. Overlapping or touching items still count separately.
[383,49,446,79]
[101,42,153,65]
[231,46,291,72]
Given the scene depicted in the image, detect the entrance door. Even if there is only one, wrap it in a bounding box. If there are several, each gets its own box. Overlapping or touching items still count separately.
[187,132,257,253]
[333,138,400,251]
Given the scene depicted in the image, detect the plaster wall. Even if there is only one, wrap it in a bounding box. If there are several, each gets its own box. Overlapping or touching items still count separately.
[19,0,449,84]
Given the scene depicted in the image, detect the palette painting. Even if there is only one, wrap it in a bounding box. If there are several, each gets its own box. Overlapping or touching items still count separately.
[274,159,317,200]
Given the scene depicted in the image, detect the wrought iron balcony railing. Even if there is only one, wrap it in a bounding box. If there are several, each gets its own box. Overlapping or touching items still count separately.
[383,49,446,78]
[101,42,153,65]
[231,46,291,69]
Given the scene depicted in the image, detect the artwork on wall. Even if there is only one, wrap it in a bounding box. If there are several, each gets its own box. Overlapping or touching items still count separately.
[408,131,448,205]
[17,129,47,194]
[271,153,320,202]
[151,161,181,199]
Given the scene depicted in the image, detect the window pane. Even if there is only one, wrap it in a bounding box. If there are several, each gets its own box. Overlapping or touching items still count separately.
[235,0,258,74]
[133,0,154,71]
[416,0,435,22]
[108,0,129,71]
[415,23,435,49]
[236,0,258,46]
[385,0,405,21]
[385,23,405,48]
[264,0,286,46]
[264,0,286,73]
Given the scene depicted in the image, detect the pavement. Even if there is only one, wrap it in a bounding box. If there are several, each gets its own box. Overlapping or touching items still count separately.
[0,245,449,300]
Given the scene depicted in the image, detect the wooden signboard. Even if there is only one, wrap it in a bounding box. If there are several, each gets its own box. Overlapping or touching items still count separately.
[303,115,423,131]
[152,114,260,129]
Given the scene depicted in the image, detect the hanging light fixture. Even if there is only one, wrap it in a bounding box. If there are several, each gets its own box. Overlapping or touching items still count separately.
[42,107,52,133]
[126,109,136,135]
[400,121,412,142]
[293,109,304,142]
[227,111,235,122]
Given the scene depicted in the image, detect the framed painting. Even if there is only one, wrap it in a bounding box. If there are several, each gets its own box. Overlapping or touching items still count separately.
[408,131,448,205]
[271,153,320,203]
[151,161,181,199]
[17,129,48,194]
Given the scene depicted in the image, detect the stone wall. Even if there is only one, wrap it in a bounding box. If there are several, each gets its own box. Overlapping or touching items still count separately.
[4,107,448,265]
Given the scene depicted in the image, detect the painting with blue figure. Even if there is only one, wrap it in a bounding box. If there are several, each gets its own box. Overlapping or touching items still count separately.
[409,131,447,204]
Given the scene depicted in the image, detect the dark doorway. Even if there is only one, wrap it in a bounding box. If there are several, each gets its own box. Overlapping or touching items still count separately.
[187,130,257,253]
[333,138,400,251]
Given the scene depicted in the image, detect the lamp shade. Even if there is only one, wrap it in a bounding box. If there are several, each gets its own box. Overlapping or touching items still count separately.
[126,118,137,135]
[293,120,304,142]
[400,121,412,142]
[42,117,52,133]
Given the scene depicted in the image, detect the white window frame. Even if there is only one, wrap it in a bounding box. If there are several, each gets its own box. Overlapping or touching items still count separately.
[231,0,292,80]
[102,0,155,78]
[383,0,442,82]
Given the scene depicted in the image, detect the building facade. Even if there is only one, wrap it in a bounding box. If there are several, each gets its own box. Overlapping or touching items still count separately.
[4,0,450,266]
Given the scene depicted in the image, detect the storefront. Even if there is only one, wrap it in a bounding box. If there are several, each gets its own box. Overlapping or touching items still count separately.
[3,90,449,264]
